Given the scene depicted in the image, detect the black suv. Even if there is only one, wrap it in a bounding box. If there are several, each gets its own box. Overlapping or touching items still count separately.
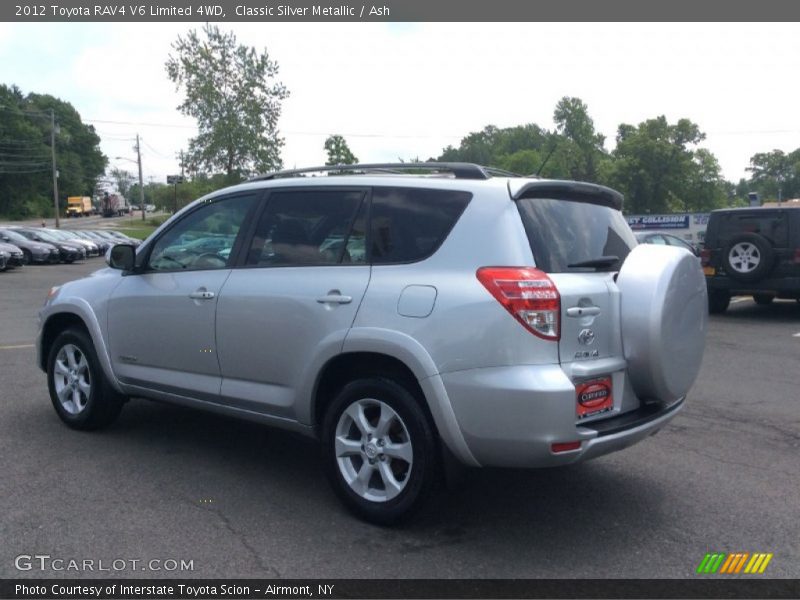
[701,207,800,313]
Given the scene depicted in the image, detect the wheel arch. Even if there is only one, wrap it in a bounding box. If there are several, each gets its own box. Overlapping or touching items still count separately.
[312,352,430,437]
[39,304,123,394]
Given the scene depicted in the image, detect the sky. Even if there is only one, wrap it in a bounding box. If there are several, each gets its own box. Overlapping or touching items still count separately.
[1,22,800,189]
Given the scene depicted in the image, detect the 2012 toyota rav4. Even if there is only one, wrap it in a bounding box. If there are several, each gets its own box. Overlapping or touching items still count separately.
[37,163,708,524]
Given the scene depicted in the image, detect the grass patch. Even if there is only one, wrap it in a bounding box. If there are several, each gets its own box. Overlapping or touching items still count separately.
[115,225,158,240]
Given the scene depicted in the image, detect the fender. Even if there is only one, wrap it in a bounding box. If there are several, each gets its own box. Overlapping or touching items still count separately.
[39,298,124,394]
[341,327,480,467]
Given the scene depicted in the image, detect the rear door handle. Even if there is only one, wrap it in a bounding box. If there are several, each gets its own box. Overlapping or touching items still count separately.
[566,306,600,317]
[189,290,215,300]
[316,292,353,304]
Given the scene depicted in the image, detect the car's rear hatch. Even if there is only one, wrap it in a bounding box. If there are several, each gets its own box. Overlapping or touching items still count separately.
[510,180,635,368]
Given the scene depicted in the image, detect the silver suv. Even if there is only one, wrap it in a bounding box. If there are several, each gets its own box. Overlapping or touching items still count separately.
[37,163,708,523]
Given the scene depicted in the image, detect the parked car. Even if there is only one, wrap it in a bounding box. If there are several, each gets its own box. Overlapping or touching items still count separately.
[635,232,699,256]
[0,240,25,268]
[46,229,100,257]
[0,248,8,271]
[37,163,708,524]
[70,230,111,254]
[701,206,800,313]
[0,228,59,264]
[99,230,142,247]
[13,228,84,263]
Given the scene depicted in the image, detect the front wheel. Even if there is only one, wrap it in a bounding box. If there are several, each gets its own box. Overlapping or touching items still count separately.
[21,249,32,265]
[47,328,125,430]
[321,377,439,525]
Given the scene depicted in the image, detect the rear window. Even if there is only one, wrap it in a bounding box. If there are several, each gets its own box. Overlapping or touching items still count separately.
[517,199,636,273]
[370,187,471,264]
[716,212,789,246]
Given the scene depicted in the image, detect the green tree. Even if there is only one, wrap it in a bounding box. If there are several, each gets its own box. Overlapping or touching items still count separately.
[745,149,800,201]
[0,84,105,218]
[606,116,726,213]
[324,134,358,165]
[552,96,607,182]
[109,167,135,199]
[165,24,289,180]
[439,124,551,174]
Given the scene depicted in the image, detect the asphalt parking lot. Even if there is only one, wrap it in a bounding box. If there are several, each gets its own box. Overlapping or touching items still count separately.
[1,260,798,579]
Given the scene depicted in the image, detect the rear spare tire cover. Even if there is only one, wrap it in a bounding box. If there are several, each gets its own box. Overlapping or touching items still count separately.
[617,244,708,402]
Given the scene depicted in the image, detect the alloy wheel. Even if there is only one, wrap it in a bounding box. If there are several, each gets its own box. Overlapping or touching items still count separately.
[53,344,92,415]
[334,399,413,503]
[728,242,761,274]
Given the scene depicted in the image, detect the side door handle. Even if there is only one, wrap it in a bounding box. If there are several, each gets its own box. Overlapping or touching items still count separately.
[316,290,353,304]
[189,290,215,300]
[566,306,600,317]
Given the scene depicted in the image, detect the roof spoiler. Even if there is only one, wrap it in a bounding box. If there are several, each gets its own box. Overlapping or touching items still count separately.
[509,180,623,211]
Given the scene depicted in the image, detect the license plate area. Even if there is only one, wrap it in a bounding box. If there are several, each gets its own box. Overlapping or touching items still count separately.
[576,376,613,419]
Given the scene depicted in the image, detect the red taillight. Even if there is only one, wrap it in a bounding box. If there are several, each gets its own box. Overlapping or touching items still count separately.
[551,441,581,453]
[476,267,560,341]
[700,248,711,267]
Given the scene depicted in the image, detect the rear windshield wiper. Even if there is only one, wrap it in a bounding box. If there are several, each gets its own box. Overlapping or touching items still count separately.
[567,255,619,269]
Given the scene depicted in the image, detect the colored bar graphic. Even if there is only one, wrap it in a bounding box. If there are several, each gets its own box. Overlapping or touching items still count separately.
[696,554,714,574]
[733,553,749,573]
[710,554,726,573]
[719,554,736,574]
[758,553,773,573]
[698,552,773,575]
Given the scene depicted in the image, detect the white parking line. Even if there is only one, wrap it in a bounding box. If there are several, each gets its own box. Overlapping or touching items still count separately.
[730,297,750,304]
[0,344,34,350]
[793,333,800,338]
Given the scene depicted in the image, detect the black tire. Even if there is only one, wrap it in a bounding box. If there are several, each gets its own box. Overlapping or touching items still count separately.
[321,377,439,525]
[723,233,774,283]
[47,328,125,430]
[753,294,774,306]
[708,289,731,314]
[21,249,32,265]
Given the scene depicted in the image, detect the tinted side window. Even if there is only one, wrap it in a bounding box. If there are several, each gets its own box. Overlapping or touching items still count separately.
[147,194,254,271]
[370,187,472,264]
[246,190,364,267]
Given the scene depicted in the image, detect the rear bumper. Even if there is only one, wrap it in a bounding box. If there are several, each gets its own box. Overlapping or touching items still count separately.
[440,364,683,468]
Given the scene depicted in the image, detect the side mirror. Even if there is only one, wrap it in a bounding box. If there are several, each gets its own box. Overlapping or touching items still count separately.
[107,244,135,271]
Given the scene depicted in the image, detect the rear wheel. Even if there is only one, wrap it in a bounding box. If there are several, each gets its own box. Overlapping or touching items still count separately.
[708,289,731,314]
[321,377,438,525]
[753,294,774,306]
[47,328,125,430]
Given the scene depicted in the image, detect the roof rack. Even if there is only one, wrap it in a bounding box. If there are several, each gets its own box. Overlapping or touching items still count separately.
[250,162,521,182]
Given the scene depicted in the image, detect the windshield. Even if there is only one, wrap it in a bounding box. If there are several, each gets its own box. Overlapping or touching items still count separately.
[29,230,61,243]
[0,229,29,243]
[517,198,637,273]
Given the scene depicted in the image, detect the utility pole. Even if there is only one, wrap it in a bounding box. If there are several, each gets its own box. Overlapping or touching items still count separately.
[51,109,60,228]
[135,134,145,222]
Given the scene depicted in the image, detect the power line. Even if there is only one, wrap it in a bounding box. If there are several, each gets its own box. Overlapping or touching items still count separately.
[140,138,174,159]
[85,117,196,129]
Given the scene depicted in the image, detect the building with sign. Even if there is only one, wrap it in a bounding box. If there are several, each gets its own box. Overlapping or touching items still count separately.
[626,213,710,245]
